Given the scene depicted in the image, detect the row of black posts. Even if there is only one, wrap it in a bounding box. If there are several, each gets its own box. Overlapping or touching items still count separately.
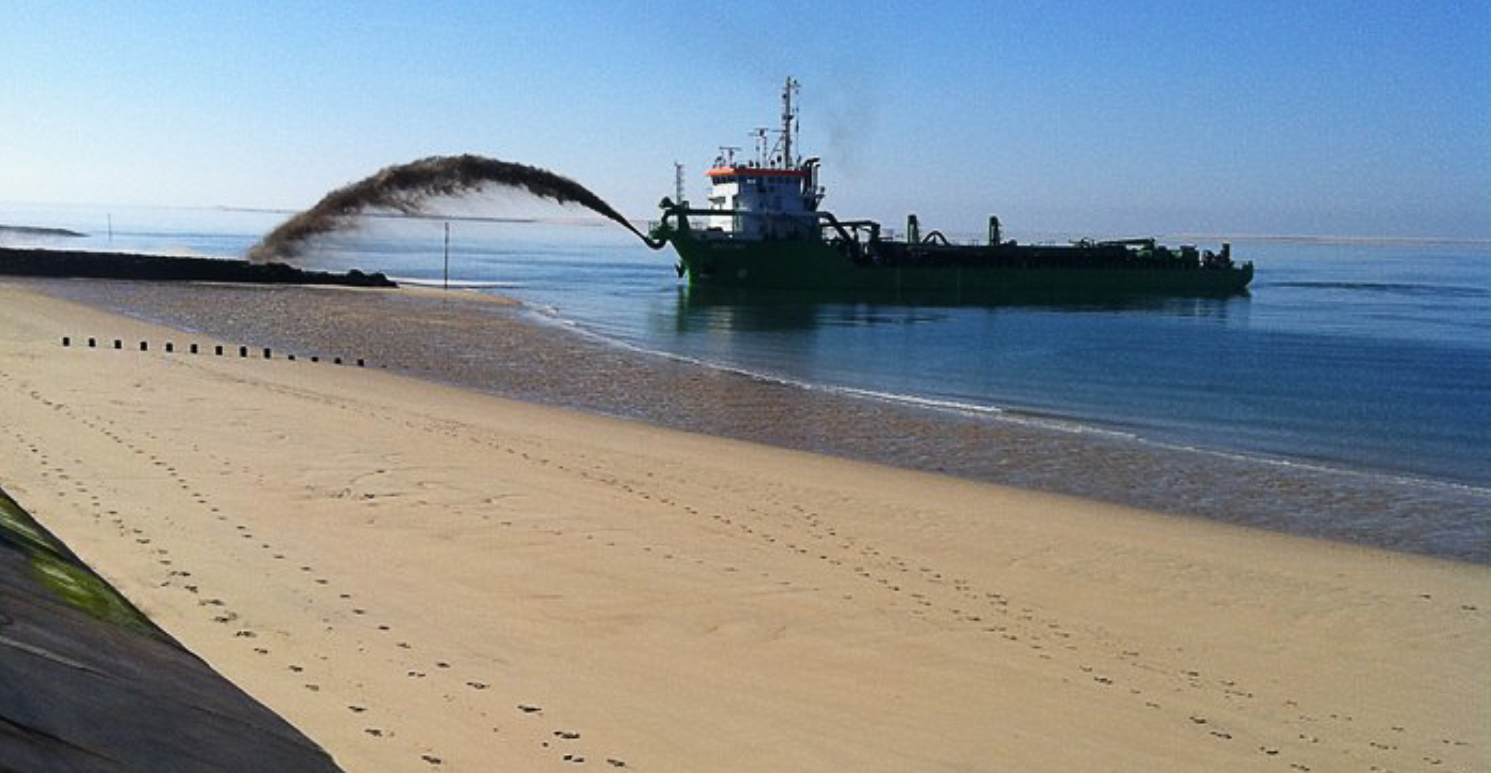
[60,336,364,367]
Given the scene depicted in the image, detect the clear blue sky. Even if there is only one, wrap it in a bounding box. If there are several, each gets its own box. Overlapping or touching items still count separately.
[3,0,1487,237]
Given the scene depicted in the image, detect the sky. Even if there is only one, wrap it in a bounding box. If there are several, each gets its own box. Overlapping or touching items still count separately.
[3,0,1488,238]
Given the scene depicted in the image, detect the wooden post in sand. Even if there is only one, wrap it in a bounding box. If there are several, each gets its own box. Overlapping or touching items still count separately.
[443,221,450,291]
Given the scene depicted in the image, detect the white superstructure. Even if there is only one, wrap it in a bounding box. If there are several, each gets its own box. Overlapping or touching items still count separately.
[703,77,824,240]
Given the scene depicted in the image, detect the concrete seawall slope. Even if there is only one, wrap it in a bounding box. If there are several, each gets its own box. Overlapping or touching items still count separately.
[0,485,344,773]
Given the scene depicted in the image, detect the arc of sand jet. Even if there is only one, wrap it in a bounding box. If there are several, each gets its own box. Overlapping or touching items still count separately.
[249,154,665,261]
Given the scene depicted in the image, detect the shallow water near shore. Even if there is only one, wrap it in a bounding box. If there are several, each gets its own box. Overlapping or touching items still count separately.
[8,202,1490,562]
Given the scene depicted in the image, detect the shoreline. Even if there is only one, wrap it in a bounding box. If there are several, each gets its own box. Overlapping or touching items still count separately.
[1,278,1486,771]
[544,300,1491,499]
[25,275,1491,564]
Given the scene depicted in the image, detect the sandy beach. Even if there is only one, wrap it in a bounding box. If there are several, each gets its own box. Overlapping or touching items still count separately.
[1,279,1485,772]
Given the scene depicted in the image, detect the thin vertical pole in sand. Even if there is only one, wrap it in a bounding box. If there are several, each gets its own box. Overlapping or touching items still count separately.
[107,214,113,243]
[443,221,450,291]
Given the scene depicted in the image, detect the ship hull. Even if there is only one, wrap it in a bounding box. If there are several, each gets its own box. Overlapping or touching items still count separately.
[670,236,1254,300]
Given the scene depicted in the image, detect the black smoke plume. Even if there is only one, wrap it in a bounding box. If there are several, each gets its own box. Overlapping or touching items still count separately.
[248,154,657,261]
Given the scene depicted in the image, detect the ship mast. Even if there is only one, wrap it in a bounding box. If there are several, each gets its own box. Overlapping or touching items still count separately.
[781,76,799,169]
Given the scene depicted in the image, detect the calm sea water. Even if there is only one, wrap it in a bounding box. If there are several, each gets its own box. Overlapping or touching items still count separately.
[6,202,1489,559]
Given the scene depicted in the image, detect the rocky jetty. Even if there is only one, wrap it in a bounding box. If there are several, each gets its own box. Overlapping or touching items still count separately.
[0,246,394,287]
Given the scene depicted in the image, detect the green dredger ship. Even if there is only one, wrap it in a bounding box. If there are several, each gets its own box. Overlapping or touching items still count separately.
[649,79,1253,300]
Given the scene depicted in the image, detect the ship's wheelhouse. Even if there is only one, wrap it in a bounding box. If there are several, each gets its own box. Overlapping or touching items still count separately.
[691,77,823,241]
[705,165,821,240]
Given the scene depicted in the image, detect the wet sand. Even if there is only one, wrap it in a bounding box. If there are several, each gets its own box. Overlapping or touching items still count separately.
[31,277,1491,563]
[1,279,1486,772]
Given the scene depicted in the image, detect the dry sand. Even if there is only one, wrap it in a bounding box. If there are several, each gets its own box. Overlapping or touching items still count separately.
[0,280,1485,772]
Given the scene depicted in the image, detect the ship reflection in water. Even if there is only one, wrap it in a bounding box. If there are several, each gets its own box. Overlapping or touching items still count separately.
[671,283,1250,334]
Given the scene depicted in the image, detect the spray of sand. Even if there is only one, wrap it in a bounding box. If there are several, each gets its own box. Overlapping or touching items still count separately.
[248,154,660,261]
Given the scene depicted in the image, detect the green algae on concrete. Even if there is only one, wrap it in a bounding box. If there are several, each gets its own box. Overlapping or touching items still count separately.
[0,484,167,640]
